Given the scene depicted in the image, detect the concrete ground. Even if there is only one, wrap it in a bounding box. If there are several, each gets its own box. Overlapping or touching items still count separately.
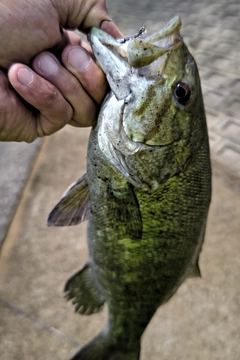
[0,0,240,359]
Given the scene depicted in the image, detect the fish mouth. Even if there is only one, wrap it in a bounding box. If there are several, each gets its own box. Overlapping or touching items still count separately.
[89,16,182,69]
[89,17,184,99]
[143,16,182,45]
[126,16,182,68]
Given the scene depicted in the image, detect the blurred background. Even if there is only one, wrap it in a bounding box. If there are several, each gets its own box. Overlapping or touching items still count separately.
[0,0,240,359]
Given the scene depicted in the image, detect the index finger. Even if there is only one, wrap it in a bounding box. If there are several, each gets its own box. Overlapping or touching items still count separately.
[80,0,123,39]
[99,20,123,39]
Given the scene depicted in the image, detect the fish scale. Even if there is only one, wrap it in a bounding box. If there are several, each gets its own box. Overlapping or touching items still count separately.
[48,16,211,360]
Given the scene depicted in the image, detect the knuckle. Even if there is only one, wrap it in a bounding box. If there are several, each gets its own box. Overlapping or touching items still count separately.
[41,85,58,105]
[0,92,12,114]
[0,96,8,113]
[0,76,10,111]
[73,103,98,127]
[65,78,80,96]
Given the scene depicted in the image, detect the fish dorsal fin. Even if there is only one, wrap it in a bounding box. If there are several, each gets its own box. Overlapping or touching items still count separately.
[47,173,90,226]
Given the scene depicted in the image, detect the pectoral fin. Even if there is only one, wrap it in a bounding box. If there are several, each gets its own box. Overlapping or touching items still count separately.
[47,173,90,226]
[107,184,142,240]
[65,263,105,315]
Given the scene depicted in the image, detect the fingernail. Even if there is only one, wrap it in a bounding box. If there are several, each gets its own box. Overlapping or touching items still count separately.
[17,67,34,86]
[37,53,59,75]
[68,47,92,72]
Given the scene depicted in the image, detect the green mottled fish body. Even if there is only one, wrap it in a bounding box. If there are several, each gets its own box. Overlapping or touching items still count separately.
[48,17,211,360]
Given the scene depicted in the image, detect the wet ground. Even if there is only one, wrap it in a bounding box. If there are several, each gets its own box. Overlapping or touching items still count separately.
[0,0,240,359]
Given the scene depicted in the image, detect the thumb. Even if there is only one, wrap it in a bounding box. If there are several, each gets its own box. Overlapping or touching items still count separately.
[53,0,123,39]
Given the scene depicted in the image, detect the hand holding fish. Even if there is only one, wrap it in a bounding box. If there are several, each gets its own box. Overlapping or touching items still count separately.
[0,0,122,142]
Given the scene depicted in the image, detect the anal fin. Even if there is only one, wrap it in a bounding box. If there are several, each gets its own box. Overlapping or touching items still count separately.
[65,263,105,315]
[188,263,201,278]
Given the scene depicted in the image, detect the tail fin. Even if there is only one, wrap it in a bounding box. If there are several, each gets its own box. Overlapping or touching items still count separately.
[70,332,140,360]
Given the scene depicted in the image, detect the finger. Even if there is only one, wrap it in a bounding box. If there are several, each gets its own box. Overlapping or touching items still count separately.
[62,45,108,104]
[8,64,74,136]
[63,29,82,47]
[62,31,94,57]
[32,51,99,126]
[55,30,93,56]
[55,0,123,39]
[0,70,35,142]
[49,27,69,59]
[100,20,124,39]
[80,1,123,39]
[49,29,82,61]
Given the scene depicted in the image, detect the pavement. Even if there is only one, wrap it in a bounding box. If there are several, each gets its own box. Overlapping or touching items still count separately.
[0,0,240,359]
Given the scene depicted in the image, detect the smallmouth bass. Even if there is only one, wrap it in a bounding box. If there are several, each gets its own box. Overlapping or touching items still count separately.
[48,16,211,360]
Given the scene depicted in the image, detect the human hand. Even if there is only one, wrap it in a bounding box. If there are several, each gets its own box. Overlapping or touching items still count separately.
[0,0,122,142]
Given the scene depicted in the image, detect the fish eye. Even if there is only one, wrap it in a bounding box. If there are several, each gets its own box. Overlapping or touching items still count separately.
[174,82,191,105]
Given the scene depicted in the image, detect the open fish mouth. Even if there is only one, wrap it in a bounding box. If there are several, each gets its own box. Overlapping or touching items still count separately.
[139,15,181,44]
[125,16,182,68]
[90,16,182,69]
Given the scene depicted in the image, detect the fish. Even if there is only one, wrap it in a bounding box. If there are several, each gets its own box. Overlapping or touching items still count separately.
[48,16,211,360]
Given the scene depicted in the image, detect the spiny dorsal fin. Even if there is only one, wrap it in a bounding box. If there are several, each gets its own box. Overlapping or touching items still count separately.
[47,173,90,226]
